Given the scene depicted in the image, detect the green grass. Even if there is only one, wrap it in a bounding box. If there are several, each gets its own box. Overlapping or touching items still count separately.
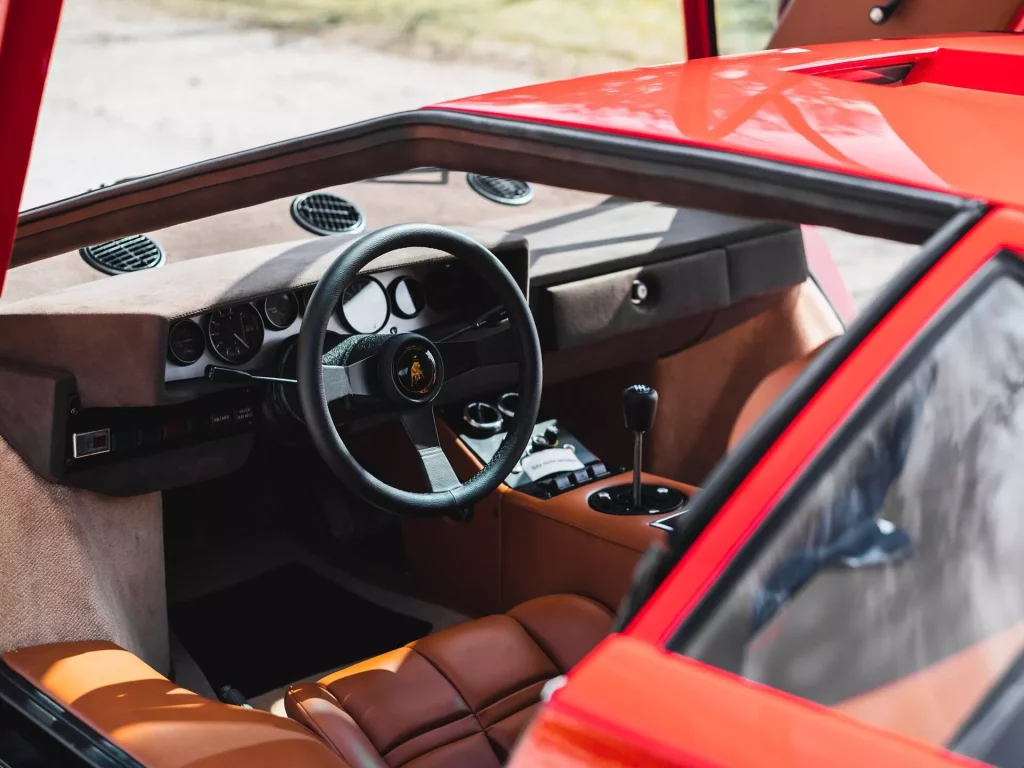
[139,0,777,74]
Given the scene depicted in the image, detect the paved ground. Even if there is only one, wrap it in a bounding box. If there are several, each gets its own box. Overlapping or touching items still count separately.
[23,0,915,309]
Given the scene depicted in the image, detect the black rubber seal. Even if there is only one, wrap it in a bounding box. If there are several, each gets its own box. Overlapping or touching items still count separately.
[16,111,975,265]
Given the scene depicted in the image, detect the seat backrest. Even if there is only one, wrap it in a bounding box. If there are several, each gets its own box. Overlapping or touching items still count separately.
[728,340,834,451]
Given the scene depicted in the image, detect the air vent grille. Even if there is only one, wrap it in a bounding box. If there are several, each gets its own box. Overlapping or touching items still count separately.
[80,235,165,275]
[823,62,914,86]
[467,174,534,205]
[291,192,365,236]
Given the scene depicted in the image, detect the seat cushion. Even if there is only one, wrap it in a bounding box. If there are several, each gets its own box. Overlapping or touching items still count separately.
[285,594,614,768]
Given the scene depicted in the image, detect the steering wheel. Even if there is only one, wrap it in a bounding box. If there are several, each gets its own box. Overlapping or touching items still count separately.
[297,224,542,516]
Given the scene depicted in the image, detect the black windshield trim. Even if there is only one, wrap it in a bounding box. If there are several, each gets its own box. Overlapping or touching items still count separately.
[15,110,973,265]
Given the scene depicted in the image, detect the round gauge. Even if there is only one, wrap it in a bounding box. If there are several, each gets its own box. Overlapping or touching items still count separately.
[388,276,425,319]
[262,292,299,330]
[167,320,206,366]
[338,276,390,334]
[207,304,265,364]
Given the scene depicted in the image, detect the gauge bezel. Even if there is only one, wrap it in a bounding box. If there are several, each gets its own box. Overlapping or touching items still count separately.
[261,292,299,330]
[206,303,265,365]
[337,275,391,334]
[166,319,206,366]
[388,276,426,320]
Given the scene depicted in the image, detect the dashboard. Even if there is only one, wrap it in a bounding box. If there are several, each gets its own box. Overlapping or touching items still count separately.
[0,179,810,497]
[164,264,456,384]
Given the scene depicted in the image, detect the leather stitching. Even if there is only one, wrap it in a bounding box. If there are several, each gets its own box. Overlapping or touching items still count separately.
[506,613,565,674]
[507,598,614,674]
[379,712,478,755]
[394,646,490,752]
[289,689,346,760]
[477,678,548,721]
[473,672,552,713]
[390,730,490,768]
[381,713,480,765]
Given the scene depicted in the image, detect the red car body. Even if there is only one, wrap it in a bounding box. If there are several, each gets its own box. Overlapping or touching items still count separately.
[433,34,1024,768]
[4,3,1024,767]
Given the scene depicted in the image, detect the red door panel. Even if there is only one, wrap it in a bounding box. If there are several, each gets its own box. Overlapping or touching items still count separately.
[511,635,988,768]
[0,0,63,295]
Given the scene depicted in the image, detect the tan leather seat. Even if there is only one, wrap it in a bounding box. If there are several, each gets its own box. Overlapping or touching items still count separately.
[728,340,834,450]
[285,594,613,767]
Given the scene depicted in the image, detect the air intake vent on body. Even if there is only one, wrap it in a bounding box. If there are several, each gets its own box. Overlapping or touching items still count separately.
[291,192,366,236]
[80,235,165,275]
[466,174,534,205]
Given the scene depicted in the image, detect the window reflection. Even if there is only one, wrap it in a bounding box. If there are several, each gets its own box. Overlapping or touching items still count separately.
[683,276,1024,748]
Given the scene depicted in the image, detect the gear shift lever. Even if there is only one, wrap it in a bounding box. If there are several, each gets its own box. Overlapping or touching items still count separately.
[623,385,658,509]
[588,384,686,516]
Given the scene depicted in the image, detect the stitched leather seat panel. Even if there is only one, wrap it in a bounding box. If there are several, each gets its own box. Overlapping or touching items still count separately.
[285,594,613,767]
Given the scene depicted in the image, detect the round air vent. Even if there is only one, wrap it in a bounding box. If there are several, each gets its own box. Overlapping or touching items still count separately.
[291,192,366,236]
[466,174,534,206]
[80,234,165,275]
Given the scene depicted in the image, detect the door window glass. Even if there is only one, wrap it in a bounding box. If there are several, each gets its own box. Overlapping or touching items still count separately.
[680,274,1024,749]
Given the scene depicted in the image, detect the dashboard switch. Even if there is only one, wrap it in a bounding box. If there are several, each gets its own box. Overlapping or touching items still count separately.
[233,405,254,426]
[572,469,591,486]
[588,462,610,479]
[210,410,233,428]
[554,475,573,493]
[162,420,186,441]
[72,429,111,459]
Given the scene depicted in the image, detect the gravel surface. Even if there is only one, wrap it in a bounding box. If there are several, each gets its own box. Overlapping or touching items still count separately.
[23,0,915,309]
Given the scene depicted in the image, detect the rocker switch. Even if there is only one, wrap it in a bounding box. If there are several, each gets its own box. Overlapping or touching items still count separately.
[72,428,111,458]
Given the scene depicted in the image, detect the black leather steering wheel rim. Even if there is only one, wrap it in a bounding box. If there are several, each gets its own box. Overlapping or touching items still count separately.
[297,223,542,516]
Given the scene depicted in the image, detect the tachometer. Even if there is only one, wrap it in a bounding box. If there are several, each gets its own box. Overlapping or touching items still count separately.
[167,320,206,366]
[262,292,299,330]
[338,276,390,334]
[207,304,264,364]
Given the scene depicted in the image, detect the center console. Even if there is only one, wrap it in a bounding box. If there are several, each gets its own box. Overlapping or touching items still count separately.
[441,383,690,518]
[410,384,697,615]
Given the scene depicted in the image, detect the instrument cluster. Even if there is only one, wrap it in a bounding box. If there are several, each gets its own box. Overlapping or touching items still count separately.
[164,268,437,383]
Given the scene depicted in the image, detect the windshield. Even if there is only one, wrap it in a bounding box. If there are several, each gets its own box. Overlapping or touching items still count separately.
[21,0,792,211]
[681,275,1024,751]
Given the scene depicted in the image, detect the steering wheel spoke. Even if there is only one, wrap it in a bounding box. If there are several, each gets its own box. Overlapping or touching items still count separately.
[437,326,518,379]
[322,355,376,402]
[400,407,460,493]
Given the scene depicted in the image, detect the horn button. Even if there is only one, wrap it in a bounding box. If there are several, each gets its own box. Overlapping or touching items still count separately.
[379,333,444,404]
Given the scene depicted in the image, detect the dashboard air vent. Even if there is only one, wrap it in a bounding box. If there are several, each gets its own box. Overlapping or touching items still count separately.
[80,235,165,275]
[467,174,534,205]
[291,192,366,236]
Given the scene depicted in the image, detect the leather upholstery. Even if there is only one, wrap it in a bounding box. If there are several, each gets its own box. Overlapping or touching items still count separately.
[3,641,348,768]
[286,595,614,767]
[727,340,833,450]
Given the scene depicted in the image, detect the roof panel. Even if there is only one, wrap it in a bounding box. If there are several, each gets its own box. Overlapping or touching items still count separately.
[433,34,1024,210]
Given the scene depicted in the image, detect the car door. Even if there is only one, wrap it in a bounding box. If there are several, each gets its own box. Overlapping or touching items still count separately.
[0,0,62,293]
[511,208,1024,766]
[680,0,1024,58]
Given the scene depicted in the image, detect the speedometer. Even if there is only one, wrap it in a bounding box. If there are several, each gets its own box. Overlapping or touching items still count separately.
[337,276,390,334]
[207,304,264,364]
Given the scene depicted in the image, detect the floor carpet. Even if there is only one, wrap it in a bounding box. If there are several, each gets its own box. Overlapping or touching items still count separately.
[169,562,431,697]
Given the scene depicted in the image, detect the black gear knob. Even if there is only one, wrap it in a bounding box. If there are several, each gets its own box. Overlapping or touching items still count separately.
[623,384,658,433]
